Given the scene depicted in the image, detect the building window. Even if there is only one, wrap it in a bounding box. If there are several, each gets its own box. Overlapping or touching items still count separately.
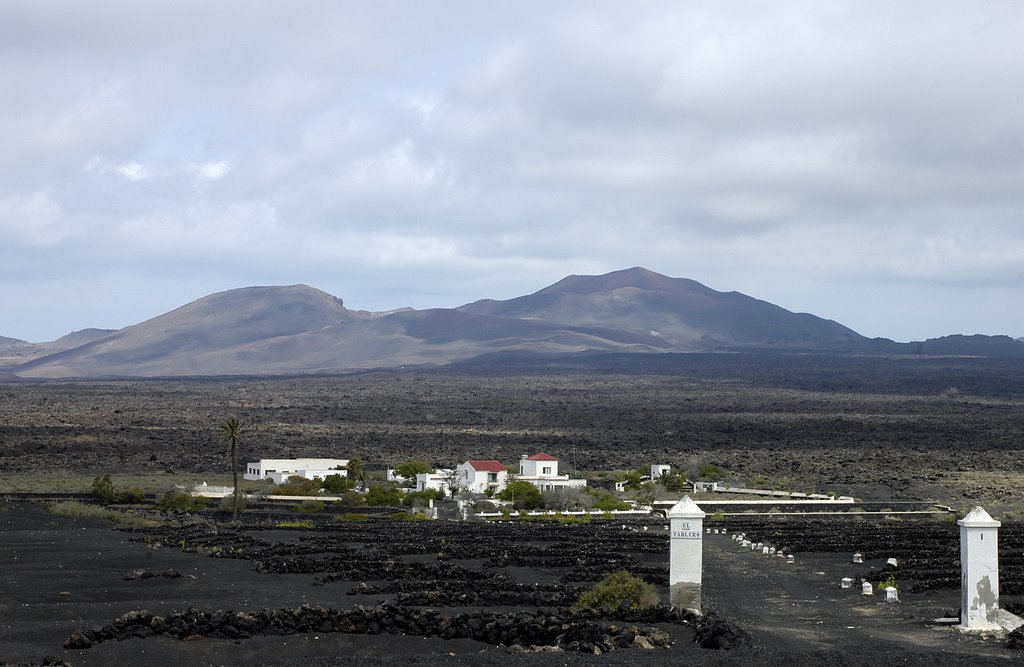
[542,466,552,475]
[488,473,497,482]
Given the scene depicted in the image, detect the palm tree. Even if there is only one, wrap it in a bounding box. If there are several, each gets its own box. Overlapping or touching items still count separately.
[218,416,245,519]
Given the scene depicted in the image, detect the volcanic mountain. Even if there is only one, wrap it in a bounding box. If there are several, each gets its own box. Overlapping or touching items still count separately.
[459,267,863,349]
[6,268,1020,378]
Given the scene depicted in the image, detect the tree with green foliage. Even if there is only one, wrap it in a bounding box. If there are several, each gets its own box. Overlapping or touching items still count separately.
[620,469,646,491]
[365,484,404,506]
[346,458,367,491]
[657,471,685,492]
[576,571,659,611]
[320,473,353,494]
[274,475,321,496]
[90,474,144,505]
[497,480,544,509]
[157,488,209,512]
[218,416,245,519]
[394,459,434,481]
[402,488,444,507]
[90,474,117,504]
[593,493,630,511]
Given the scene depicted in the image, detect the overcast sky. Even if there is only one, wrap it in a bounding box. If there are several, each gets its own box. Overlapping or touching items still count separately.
[2,1,1022,343]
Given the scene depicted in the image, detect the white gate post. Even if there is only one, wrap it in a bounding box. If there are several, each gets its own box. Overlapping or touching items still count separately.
[958,506,1001,630]
[668,496,705,612]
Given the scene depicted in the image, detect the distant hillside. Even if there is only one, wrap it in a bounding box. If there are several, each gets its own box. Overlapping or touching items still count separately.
[7,269,1023,379]
[0,329,114,367]
[459,267,865,350]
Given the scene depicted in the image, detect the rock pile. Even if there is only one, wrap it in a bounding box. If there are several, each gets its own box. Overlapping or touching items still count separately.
[1008,625,1024,651]
[63,602,733,654]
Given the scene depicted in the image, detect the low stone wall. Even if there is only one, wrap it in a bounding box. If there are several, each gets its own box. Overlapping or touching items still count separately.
[64,602,747,654]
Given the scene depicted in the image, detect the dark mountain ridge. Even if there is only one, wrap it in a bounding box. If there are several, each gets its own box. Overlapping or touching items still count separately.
[4,268,1021,378]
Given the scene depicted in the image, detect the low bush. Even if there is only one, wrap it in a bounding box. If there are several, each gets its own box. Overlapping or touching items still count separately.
[46,501,155,528]
[295,499,326,514]
[157,489,208,512]
[592,493,630,511]
[90,474,146,505]
[334,513,369,522]
[366,485,404,507]
[402,488,443,507]
[276,520,315,529]
[274,476,322,497]
[576,571,659,611]
[219,494,247,514]
[390,511,430,521]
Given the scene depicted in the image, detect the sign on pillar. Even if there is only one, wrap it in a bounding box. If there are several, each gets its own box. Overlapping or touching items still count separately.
[668,496,705,613]
[958,506,1001,631]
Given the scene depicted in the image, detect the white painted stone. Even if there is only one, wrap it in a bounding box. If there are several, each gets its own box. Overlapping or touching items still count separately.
[958,506,1001,631]
[886,557,898,567]
[841,577,853,589]
[852,552,863,564]
[886,586,899,602]
[668,496,705,613]
[762,546,770,555]
[787,554,795,564]
[707,528,712,534]
[862,582,873,596]
[769,547,776,555]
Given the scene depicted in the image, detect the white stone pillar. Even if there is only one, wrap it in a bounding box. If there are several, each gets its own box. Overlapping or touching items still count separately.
[958,506,1001,630]
[668,496,705,612]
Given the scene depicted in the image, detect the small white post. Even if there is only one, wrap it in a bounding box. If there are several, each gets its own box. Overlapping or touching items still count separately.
[959,506,1001,630]
[668,496,705,612]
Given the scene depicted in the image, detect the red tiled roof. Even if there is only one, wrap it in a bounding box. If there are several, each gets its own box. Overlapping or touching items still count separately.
[466,460,506,473]
[527,452,559,461]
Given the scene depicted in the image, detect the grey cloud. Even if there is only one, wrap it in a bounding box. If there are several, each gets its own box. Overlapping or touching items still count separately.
[1,1,1022,342]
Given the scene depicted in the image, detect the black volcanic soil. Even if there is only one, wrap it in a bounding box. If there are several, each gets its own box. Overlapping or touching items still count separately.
[1,501,1019,666]
[2,353,1023,507]
[3,353,1024,664]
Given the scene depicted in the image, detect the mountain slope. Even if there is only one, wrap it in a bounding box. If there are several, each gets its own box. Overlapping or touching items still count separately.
[459,267,864,349]
[13,285,366,377]
[10,268,1019,379]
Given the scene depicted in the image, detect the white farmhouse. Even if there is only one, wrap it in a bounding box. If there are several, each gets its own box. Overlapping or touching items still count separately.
[651,464,671,479]
[457,460,508,494]
[244,458,349,484]
[517,453,586,492]
[415,469,455,494]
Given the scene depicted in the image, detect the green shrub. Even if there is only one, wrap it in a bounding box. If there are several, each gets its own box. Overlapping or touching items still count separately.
[592,493,630,511]
[90,475,118,504]
[334,512,369,522]
[365,485,404,507]
[496,481,544,509]
[219,494,247,514]
[390,511,430,521]
[274,476,322,496]
[295,499,325,514]
[46,501,155,528]
[576,571,659,611]
[402,488,444,507]
[276,520,315,529]
[116,486,145,504]
[157,489,208,512]
[90,474,145,505]
[320,473,354,494]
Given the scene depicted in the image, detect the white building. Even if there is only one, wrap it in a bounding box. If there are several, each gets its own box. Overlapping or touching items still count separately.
[244,458,349,483]
[457,460,508,494]
[651,464,671,479]
[416,468,455,494]
[517,453,586,492]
